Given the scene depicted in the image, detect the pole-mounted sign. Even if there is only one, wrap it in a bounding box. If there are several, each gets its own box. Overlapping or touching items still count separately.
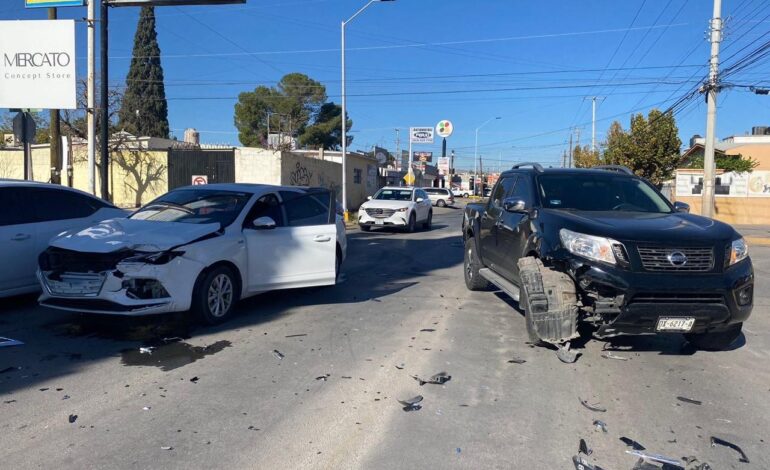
[436,120,453,138]
[409,127,434,144]
[25,0,84,7]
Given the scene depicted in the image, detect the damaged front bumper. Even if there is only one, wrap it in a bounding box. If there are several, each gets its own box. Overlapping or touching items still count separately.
[568,258,754,337]
[38,249,205,316]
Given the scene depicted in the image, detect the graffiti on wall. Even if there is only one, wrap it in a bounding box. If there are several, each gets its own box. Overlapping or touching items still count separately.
[289,162,313,186]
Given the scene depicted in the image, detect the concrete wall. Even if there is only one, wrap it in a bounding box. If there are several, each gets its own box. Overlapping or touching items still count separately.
[235,147,281,184]
[676,196,770,225]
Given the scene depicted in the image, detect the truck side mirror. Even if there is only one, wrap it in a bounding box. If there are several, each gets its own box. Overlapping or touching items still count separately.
[503,198,527,213]
[673,201,690,213]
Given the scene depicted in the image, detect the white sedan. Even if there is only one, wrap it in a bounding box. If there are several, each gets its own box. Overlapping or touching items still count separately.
[0,180,126,298]
[358,187,433,232]
[38,184,346,324]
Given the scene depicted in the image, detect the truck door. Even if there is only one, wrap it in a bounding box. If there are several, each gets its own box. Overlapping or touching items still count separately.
[479,176,516,273]
[495,175,535,283]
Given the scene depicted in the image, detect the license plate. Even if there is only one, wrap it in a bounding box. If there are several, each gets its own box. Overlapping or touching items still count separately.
[375,219,384,225]
[656,317,696,332]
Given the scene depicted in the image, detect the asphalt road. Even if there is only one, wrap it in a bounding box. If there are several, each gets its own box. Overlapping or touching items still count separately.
[1,203,769,469]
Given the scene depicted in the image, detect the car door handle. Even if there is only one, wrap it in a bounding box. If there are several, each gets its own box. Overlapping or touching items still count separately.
[314,235,332,242]
[11,233,31,241]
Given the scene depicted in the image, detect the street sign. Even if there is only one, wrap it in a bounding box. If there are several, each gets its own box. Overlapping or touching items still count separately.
[414,151,433,163]
[436,120,453,138]
[374,146,388,165]
[403,170,415,186]
[191,175,208,185]
[12,113,36,144]
[25,0,84,7]
[409,127,434,144]
[0,20,77,109]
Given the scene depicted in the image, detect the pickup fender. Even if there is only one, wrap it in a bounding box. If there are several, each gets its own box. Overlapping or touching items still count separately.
[462,211,489,266]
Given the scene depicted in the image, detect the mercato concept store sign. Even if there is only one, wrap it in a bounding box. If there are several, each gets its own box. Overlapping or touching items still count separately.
[0,20,77,109]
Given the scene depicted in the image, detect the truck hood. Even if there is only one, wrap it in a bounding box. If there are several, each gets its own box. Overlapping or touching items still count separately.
[360,199,413,209]
[50,218,222,254]
[541,209,739,243]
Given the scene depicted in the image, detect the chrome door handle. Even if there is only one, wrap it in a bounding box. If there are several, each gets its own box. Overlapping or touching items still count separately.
[314,235,332,242]
[11,233,31,241]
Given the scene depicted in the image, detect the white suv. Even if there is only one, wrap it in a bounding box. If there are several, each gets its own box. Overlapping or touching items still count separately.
[451,188,470,198]
[422,187,455,207]
[358,187,432,232]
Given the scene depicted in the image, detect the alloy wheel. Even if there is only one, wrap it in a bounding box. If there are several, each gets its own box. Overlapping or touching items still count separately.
[207,273,234,318]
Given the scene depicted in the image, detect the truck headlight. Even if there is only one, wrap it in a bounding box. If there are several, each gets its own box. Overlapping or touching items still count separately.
[559,229,619,265]
[729,238,749,266]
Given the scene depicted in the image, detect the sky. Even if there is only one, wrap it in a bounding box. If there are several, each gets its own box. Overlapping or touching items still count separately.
[2,0,770,171]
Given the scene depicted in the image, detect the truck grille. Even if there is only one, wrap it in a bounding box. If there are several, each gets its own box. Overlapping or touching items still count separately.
[365,208,396,218]
[636,245,714,272]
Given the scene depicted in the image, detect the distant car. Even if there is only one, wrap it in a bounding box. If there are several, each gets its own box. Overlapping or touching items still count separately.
[422,187,455,207]
[358,187,432,232]
[38,184,346,324]
[483,187,492,197]
[0,180,126,298]
[452,188,470,198]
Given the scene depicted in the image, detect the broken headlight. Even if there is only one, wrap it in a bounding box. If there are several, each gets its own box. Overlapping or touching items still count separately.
[560,229,620,265]
[122,279,170,299]
[124,251,185,265]
[729,238,748,266]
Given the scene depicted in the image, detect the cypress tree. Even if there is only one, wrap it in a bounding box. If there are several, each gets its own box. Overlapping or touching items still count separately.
[118,6,169,138]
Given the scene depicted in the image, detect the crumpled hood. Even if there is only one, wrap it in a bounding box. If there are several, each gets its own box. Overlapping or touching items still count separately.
[50,218,221,254]
[541,209,739,243]
[360,199,413,210]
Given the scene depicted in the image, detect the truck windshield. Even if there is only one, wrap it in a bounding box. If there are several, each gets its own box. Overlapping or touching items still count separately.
[537,174,672,213]
[373,189,413,201]
[130,189,252,226]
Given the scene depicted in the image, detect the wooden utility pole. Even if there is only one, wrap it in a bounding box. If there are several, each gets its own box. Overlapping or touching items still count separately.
[49,7,61,184]
[702,0,722,218]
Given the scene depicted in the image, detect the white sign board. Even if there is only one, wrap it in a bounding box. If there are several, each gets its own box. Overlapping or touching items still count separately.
[437,157,450,175]
[191,175,208,185]
[410,127,434,144]
[0,20,77,109]
[436,120,453,138]
[676,170,750,198]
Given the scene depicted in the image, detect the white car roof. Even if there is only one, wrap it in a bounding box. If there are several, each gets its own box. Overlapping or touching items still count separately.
[0,179,114,202]
[173,183,322,194]
[378,187,414,191]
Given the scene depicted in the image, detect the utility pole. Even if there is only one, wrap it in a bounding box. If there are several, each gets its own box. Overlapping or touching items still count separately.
[591,97,597,152]
[87,0,96,194]
[568,131,573,169]
[479,154,484,196]
[702,0,723,218]
[394,128,400,169]
[100,0,109,200]
[48,7,61,185]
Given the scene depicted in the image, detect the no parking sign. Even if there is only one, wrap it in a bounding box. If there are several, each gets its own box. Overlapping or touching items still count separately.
[192,175,208,185]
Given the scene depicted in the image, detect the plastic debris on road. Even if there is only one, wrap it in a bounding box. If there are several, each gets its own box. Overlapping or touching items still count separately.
[676,396,702,405]
[398,395,423,412]
[601,352,629,361]
[593,419,608,433]
[626,450,683,468]
[190,377,199,383]
[507,358,526,364]
[579,438,592,455]
[161,446,173,451]
[411,372,451,386]
[557,343,580,363]
[572,453,605,470]
[620,437,646,451]
[272,350,285,360]
[579,398,607,413]
[68,414,78,423]
[710,436,749,463]
[285,334,307,338]
[315,374,330,381]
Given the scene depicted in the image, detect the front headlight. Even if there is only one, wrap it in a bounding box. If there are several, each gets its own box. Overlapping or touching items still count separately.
[729,238,749,265]
[559,229,619,265]
[395,207,408,212]
[123,251,185,265]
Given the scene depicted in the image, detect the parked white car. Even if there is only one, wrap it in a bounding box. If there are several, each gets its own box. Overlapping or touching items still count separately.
[0,180,126,298]
[38,184,346,324]
[358,187,432,232]
[422,187,455,207]
[451,188,470,198]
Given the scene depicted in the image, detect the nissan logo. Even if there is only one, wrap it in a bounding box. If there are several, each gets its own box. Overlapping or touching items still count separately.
[667,251,688,266]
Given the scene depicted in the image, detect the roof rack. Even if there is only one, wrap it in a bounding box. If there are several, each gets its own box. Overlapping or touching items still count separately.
[592,165,634,175]
[511,162,544,172]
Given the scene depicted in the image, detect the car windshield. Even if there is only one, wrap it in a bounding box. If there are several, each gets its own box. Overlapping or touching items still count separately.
[130,189,252,226]
[537,174,672,213]
[373,189,413,201]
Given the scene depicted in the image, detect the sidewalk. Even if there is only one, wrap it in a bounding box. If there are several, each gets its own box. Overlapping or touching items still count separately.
[735,225,770,246]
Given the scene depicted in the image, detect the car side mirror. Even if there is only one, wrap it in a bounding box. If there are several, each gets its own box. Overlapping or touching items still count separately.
[367,196,372,200]
[252,216,276,230]
[673,201,690,213]
[503,198,527,213]
[416,197,424,203]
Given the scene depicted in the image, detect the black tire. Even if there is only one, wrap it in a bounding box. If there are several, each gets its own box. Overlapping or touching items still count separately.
[437,199,446,207]
[463,193,469,198]
[360,224,371,232]
[422,211,433,230]
[684,323,742,351]
[463,238,490,291]
[406,213,416,233]
[192,265,240,325]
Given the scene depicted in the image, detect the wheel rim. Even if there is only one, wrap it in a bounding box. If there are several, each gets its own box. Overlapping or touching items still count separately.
[207,273,234,317]
[466,247,473,279]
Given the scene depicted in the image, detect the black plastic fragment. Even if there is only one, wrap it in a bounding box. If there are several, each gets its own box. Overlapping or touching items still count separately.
[593,419,608,433]
[412,372,451,386]
[420,328,436,332]
[398,395,423,412]
[507,358,526,364]
[285,334,307,338]
[272,350,285,360]
[710,436,749,463]
[572,454,604,470]
[620,436,646,451]
[190,377,199,383]
[68,414,78,423]
[579,398,607,412]
[315,374,330,381]
[579,438,592,455]
[676,396,702,405]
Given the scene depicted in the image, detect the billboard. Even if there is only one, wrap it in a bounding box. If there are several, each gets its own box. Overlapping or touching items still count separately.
[414,151,433,163]
[437,157,449,175]
[107,0,244,5]
[0,20,76,109]
[410,127,434,144]
[26,0,84,7]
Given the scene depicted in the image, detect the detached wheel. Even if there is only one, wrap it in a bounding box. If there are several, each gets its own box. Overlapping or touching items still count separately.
[463,238,490,291]
[360,224,371,232]
[422,211,433,230]
[193,265,239,325]
[406,213,416,233]
[684,323,742,351]
[437,199,446,207]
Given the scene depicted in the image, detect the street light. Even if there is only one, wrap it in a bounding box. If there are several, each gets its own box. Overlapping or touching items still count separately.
[341,0,395,222]
[474,117,501,196]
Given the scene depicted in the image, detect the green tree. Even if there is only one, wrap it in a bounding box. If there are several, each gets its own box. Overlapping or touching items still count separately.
[573,145,601,168]
[683,153,758,173]
[118,6,169,138]
[603,109,681,184]
[298,102,352,150]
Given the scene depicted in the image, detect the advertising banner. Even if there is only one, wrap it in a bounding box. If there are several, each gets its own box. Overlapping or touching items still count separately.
[26,0,84,7]
[409,127,434,144]
[0,20,76,109]
[675,170,750,198]
[414,151,433,163]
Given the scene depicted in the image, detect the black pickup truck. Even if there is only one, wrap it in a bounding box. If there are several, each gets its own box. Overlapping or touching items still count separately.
[462,163,753,351]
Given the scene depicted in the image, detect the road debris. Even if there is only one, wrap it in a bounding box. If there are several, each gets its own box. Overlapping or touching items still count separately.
[420,328,436,332]
[68,414,78,423]
[4,400,17,404]
[139,347,155,355]
[0,337,24,348]
[315,374,330,381]
[411,372,451,386]
[620,437,646,451]
[285,334,307,338]
[557,343,580,363]
[272,350,285,360]
[572,453,605,470]
[507,358,526,364]
[161,446,173,451]
[601,352,629,361]
[593,419,608,433]
[676,396,702,405]
[626,450,683,468]
[710,436,749,463]
[394,365,404,370]
[62,395,70,400]
[579,438,592,455]
[190,377,199,383]
[579,398,607,412]
[398,395,423,412]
